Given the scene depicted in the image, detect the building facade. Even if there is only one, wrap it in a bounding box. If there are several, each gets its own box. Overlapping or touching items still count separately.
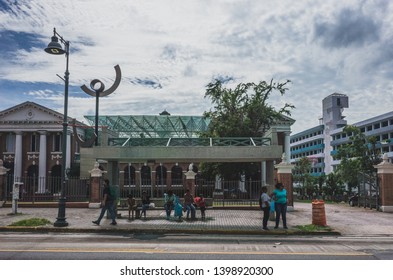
[0,102,85,194]
[290,93,393,176]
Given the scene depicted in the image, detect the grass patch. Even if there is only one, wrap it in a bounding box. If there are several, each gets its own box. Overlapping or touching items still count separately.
[295,224,332,232]
[9,218,52,227]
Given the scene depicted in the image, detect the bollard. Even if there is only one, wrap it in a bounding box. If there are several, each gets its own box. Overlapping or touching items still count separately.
[312,199,327,226]
[12,182,23,214]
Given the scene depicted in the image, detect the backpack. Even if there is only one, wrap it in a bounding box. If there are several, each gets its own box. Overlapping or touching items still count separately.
[108,185,118,200]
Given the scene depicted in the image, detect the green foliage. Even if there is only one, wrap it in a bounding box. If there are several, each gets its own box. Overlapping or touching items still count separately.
[201,79,294,179]
[335,125,381,193]
[323,172,345,196]
[9,218,52,227]
[295,224,332,232]
[293,157,313,196]
[203,79,294,137]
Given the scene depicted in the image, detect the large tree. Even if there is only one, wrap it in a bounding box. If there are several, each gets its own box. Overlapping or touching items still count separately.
[202,79,294,137]
[200,79,294,180]
[335,125,381,194]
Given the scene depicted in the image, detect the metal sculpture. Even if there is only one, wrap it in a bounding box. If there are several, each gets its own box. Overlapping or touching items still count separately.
[80,64,121,146]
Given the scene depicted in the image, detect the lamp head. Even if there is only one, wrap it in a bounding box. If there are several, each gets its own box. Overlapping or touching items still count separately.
[45,35,65,55]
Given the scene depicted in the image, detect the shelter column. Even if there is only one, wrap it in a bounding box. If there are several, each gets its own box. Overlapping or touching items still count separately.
[261,161,267,186]
[374,154,393,212]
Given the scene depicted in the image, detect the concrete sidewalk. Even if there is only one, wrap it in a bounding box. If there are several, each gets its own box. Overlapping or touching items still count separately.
[0,202,392,236]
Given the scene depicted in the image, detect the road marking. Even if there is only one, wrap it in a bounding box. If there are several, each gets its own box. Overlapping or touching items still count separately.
[0,248,372,256]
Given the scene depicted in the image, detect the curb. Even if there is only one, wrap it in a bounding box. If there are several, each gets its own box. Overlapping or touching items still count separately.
[0,226,341,236]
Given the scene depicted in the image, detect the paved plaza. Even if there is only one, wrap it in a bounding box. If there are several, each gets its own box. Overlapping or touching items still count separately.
[0,202,392,236]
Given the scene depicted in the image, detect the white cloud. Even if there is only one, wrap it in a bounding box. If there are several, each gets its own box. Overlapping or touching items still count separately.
[0,0,393,134]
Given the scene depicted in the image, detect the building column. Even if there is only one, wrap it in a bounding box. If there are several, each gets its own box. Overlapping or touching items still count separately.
[66,132,71,170]
[13,131,23,182]
[284,131,291,163]
[0,160,10,202]
[38,131,47,193]
[374,154,393,212]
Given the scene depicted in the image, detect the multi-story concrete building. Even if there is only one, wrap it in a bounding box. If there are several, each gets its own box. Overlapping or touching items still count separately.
[290,93,393,176]
[330,111,393,171]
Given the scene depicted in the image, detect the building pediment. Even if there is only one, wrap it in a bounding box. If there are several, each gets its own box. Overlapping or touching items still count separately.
[0,101,66,125]
[0,101,86,133]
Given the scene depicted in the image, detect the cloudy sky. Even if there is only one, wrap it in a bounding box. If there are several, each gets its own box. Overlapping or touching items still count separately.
[0,0,392,134]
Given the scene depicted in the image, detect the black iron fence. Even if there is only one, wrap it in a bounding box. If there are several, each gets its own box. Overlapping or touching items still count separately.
[2,175,90,202]
[1,175,266,208]
[116,179,265,207]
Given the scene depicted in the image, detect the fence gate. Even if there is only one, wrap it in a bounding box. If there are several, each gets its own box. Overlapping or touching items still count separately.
[357,172,379,210]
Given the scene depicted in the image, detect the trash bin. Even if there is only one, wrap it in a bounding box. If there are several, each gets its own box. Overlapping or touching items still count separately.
[312,199,327,226]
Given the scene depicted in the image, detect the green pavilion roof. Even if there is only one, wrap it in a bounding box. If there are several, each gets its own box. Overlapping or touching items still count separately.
[83,115,210,138]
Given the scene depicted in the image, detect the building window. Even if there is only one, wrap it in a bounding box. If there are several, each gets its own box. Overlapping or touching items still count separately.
[53,134,61,152]
[374,123,380,129]
[6,134,15,152]
[31,134,39,152]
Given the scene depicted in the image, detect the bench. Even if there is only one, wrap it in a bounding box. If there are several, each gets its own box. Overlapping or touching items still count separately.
[116,198,212,219]
[116,198,165,219]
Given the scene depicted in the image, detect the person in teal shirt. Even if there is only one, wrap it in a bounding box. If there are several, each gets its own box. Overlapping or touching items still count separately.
[272,182,288,229]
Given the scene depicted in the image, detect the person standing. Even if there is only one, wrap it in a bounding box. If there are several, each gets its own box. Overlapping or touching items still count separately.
[141,191,151,219]
[272,182,288,229]
[259,186,271,230]
[127,194,137,220]
[183,189,196,220]
[195,194,206,220]
[92,179,117,226]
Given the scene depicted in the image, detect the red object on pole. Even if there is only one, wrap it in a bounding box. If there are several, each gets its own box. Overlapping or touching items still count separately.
[312,200,327,226]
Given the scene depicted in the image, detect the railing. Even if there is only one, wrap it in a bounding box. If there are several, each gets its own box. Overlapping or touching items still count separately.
[109,137,271,147]
[3,175,90,203]
[116,179,265,208]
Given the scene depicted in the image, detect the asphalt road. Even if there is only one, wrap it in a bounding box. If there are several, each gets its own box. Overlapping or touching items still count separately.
[1,232,392,260]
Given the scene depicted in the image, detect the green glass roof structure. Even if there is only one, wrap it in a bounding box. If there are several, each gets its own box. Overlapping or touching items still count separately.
[83,115,210,138]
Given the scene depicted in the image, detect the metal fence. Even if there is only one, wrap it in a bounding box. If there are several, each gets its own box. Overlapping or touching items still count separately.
[117,179,266,207]
[2,175,266,208]
[3,175,90,202]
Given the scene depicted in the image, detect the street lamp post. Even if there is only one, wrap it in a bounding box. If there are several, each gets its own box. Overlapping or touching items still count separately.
[45,28,70,227]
